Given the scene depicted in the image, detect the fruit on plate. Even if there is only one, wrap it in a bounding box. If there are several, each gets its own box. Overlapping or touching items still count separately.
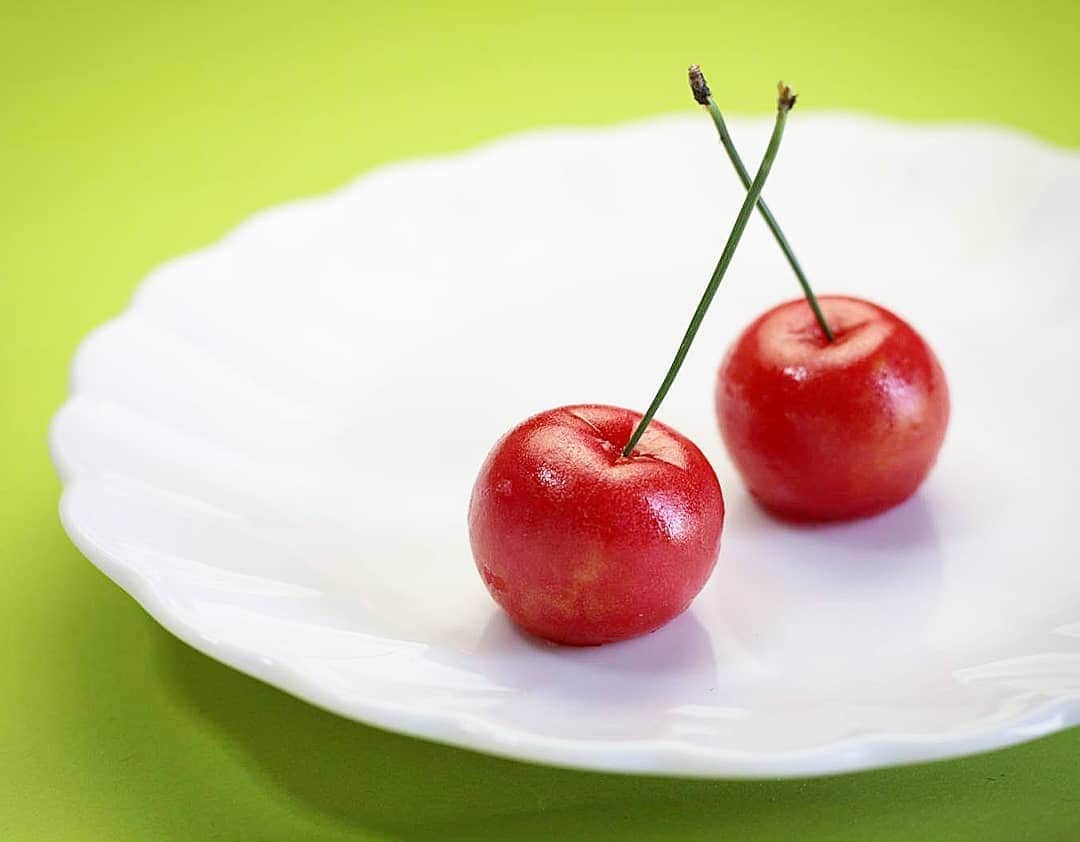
[716,295,949,521]
[468,405,724,645]
[468,79,799,644]
[690,65,949,520]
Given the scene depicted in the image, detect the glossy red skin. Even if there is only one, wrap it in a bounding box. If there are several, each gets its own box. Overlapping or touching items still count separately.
[716,296,949,522]
[468,405,724,646]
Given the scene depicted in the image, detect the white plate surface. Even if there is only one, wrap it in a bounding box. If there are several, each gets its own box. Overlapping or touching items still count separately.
[50,113,1080,777]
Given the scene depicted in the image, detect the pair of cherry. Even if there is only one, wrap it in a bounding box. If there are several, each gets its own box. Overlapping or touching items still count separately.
[469,69,949,646]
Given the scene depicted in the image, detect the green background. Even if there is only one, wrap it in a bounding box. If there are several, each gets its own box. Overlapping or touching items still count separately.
[3,1,1079,839]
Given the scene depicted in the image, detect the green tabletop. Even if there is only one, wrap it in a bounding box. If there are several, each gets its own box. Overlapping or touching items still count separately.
[4,2,1079,839]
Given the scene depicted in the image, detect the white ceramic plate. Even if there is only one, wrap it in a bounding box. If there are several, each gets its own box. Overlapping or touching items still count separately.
[51,114,1080,778]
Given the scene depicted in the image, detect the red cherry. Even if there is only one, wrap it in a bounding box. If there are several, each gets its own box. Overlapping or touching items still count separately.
[469,405,724,646]
[716,296,949,522]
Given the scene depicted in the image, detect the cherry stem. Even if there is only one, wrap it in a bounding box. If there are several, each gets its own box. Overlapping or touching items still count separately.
[689,65,834,342]
[622,83,797,458]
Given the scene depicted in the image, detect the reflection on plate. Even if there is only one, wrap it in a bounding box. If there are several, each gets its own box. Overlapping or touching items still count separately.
[51,114,1080,777]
